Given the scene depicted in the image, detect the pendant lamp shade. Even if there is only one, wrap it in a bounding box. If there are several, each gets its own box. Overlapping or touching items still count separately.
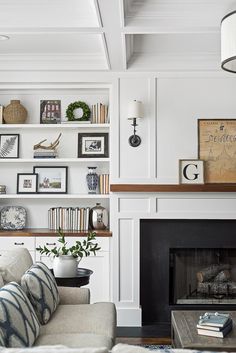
[221,11,236,73]
[128,100,144,120]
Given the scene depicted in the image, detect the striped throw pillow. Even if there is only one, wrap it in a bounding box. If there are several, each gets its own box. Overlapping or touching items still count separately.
[21,262,60,324]
[0,282,39,347]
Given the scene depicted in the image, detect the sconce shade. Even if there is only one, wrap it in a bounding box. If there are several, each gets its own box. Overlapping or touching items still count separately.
[128,100,144,120]
[221,11,236,73]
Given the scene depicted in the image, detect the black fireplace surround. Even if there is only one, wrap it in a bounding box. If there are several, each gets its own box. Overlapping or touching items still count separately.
[140,219,236,330]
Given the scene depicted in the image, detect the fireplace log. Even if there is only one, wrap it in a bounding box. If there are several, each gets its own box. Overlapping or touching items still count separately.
[196,264,230,283]
[214,270,231,283]
[198,281,236,295]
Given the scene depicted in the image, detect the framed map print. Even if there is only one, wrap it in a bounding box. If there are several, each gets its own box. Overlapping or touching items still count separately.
[198,119,236,183]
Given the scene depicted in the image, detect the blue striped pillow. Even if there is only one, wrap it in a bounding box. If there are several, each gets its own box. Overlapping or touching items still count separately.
[0,282,39,347]
[21,262,60,324]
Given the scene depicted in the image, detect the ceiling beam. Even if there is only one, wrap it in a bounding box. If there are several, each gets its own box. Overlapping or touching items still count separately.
[97,0,126,70]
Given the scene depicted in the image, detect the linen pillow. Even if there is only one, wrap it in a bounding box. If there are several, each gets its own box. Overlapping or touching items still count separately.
[21,262,60,325]
[0,282,40,347]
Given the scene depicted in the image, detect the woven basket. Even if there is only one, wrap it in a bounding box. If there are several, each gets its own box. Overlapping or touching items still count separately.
[4,100,27,124]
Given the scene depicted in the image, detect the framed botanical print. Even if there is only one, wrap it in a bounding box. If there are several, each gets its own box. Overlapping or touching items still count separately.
[78,133,109,158]
[198,119,236,183]
[0,134,19,158]
[33,166,68,194]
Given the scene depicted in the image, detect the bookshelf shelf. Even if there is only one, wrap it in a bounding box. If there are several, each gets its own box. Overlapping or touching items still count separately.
[0,123,110,129]
[0,228,112,237]
[0,158,110,163]
[0,194,110,199]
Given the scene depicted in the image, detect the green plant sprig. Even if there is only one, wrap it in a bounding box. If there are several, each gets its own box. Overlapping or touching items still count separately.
[36,228,101,259]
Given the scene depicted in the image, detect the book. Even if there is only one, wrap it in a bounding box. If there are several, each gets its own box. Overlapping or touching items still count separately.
[198,313,231,328]
[197,321,232,338]
[197,318,233,331]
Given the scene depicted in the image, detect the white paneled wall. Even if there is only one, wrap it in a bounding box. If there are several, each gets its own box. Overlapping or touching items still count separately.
[111,74,236,326]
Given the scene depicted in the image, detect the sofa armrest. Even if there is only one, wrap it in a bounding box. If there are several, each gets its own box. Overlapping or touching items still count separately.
[58,287,90,304]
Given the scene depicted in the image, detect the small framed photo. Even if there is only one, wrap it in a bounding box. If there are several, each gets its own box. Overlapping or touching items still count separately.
[78,133,109,158]
[179,159,204,184]
[40,100,61,124]
[33,166,68,194]
[0,134,19,159]
[17,173,38,194]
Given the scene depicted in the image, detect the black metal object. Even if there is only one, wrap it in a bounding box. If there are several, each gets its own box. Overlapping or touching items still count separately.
[128,118,141,147]
[52,267,93,287]
[140,219,236,329]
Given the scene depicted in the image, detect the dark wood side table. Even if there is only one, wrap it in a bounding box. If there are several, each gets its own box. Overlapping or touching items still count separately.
[51,268,93,287]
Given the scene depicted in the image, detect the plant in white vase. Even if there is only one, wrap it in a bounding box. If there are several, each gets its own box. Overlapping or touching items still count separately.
[36,228,101,278]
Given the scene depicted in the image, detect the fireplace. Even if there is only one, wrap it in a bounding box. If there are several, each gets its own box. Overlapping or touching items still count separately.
[140,219,236,329]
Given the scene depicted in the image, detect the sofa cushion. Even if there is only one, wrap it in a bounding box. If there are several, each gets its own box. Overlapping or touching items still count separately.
[39,303,116,348]
[35,333,111,349]
[0,282,40,347]
[0,346,108,353]
[0,249,33,284]
[21,262,60,325]
[0,275,4,289]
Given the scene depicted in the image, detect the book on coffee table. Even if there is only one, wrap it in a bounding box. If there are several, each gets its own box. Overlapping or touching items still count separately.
[197,321,232,338]
[198,312,231,328]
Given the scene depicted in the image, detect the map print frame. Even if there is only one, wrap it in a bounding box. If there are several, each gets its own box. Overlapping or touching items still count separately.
[198,119,236,183]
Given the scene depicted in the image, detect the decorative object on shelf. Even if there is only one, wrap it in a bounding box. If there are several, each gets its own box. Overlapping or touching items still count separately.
[99,174,109,194]
[198,119,236,183]
[0,185,6,194]
[17,173,38,194]
[127,100,144,147]
[40,100,61,124]
[0,134,19,158]
[48,206,90,231]
[66,101,91,122]
[179,159,204,184]
[33,166,68,194]
[36,228,100,278]
[3,100,27,124]
[0,206,27,230]
[78,133,109,158]
[91,103,109,124]
[90,203,108,230]
[86,166,99,194]
[33,133,61,158]
[221,11,236,73]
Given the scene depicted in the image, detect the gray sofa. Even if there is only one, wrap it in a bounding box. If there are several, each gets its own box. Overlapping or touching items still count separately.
[0,248,116,350]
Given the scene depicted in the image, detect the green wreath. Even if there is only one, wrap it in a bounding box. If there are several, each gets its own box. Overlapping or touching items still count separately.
[66,101,91,121]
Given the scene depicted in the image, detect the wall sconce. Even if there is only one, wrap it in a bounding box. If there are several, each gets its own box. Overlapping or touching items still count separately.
[127,100,144,147]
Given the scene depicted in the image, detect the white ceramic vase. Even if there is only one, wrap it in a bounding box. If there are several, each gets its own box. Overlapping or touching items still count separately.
[53,255,78,278]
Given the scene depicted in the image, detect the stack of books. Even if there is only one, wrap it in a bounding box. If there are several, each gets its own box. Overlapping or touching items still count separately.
[48,207,90,231]
[197,312,232,338]
[91,103,109,124]
[99,174,109,194]
[33,149,57,158]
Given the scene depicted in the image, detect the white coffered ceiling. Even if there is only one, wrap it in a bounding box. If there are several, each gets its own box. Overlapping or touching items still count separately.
[0,0,235,71]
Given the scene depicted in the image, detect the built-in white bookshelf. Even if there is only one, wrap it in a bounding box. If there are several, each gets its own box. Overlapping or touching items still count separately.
[0,84,111,233]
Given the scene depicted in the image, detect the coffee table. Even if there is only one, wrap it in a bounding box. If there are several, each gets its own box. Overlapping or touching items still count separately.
[172,310,236,352]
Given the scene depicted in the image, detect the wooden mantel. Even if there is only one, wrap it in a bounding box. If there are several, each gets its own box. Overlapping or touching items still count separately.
[110,184,236,193]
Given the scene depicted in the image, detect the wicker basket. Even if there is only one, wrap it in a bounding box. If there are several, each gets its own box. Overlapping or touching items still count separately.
[3,100,27,124]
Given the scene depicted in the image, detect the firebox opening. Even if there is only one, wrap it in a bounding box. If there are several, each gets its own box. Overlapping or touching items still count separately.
[169,248,236,305]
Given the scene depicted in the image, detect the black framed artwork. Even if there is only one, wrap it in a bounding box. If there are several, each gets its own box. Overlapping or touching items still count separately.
[0,134,19,159]
[78,133,109,158]
[33,166,68,194]
[17,173,38,194]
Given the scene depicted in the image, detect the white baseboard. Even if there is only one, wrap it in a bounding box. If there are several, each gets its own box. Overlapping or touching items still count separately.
[117,307,142,327]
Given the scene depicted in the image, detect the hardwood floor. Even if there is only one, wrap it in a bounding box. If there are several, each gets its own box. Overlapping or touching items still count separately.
[116,337,171,345]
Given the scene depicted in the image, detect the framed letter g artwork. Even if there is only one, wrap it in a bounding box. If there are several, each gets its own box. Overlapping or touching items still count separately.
[179,159,204,184]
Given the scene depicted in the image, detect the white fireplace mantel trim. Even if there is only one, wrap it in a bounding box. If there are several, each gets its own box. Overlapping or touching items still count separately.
[110,192,236,326]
